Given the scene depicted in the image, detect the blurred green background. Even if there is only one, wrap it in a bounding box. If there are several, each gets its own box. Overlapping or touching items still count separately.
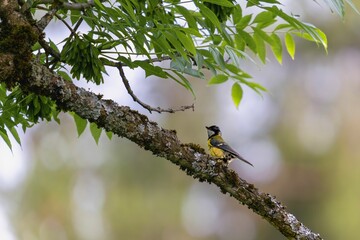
[1,1,360,239]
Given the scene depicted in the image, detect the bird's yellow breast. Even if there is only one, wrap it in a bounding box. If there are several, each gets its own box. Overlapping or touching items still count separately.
[208,140,225,158]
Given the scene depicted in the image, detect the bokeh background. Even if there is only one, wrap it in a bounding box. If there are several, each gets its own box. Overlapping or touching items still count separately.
[1,1,360,239]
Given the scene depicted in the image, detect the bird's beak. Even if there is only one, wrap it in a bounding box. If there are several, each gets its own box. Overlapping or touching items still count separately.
[205,126,210,129]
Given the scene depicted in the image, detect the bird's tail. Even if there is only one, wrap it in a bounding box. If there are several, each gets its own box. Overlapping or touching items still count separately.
[236,155,254,167]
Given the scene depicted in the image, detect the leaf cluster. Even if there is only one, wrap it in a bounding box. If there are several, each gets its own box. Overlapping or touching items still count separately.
[61,34,107,84]
[203,0,236,23]
[0,0,357,146]
[73,113,112,144]
[32,0,331,108]
[0,84,59,150]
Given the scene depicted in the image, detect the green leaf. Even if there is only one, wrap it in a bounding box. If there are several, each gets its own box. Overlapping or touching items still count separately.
[94,0,105,11]
[183,68,204,78]
[233,49,258,66]
[158,36,175,57]
[225,63,241,74]
[106,131,113,140]
[32,42,41,51]
[203,60,217,75]
[252,11,275,25]
[170,57,203,78]
[209,47,226,69]
[120,0,138,24]
[196,2,222,30]
[231,82,243,108]
[9,127,21,145]
[322,0,345,17]
[170,57,191,72]
[241,79,268,95]
[70,10,81,25]
[180,27,203,37]
[252,27,273,44]
[315,28,328,50]
[265,6,327,50]
[0,129,12,151]
[197,49,213,59]
[285,33,295,59]
[163,31,188,59]
[220,24,234,46]
[117,56,136,69]
[274,23,291,31]
[208,74,229,85]
[73,113,87,137]
[49,39,60,53]
[175,30,196,55]
[194,50,204,70]
[175,6,198,30]
[232,5,242,24]
[134,61,168,78]
[270,33,282,64]
[90,122,102,144]
[203,0,234,7]
[211,34,222,45]
[294,28,327,51]
[33,96,41,115]
[253,33,266,63]
[224,46,241,68]
[239,30,257,53]
[236,14,252,30]
[57,70,72,82]
[234,34,245,50]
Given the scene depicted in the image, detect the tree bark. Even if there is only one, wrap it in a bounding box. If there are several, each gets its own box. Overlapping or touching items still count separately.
[0,1,322,239]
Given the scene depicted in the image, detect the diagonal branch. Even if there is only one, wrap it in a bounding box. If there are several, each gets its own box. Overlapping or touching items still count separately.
[0,56,322,240]
[62,0,95,10]
[117,63,194,113]
[36,6,59,31]
[34,0,95,10]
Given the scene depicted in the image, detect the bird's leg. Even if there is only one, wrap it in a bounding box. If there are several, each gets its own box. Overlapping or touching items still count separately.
[224,155,233,164]
[214,158,224,164]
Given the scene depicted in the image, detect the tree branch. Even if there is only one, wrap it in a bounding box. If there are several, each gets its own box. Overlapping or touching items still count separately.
[102,56,173,68]
[117,63,194,113]
[36,6,59,31]
[62,0,94,10]
[34,0,95,10]
[0,56,322,239]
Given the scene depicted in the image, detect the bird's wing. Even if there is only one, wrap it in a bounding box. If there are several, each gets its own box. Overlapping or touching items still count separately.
[210,138,253,167]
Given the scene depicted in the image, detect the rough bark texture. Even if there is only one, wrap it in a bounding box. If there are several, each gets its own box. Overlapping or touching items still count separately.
[0,1,322,239]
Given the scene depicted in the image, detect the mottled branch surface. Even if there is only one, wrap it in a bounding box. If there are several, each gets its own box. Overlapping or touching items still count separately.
[0,1,322,239]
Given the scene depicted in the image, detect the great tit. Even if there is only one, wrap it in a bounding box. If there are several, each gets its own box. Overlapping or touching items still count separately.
[206,125,253,167]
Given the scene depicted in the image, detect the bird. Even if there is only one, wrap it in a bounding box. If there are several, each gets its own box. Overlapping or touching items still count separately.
[206,125,253,167]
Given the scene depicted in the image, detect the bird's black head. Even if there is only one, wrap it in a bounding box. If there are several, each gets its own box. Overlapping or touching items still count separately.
[206,125,221,138]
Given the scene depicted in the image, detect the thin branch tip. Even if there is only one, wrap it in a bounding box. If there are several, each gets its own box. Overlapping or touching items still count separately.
[117,63,195,114]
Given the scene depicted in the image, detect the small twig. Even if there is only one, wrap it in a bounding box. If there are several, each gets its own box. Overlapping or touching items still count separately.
[117,63,194,114]
[35,0,95,9]
[35,5,73,34]
[36,6,59,31]
[145,56,173,63]
[69,18,84,39]
[62,0,95,10]
[38,37,60,60]
[101,56,173,68]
